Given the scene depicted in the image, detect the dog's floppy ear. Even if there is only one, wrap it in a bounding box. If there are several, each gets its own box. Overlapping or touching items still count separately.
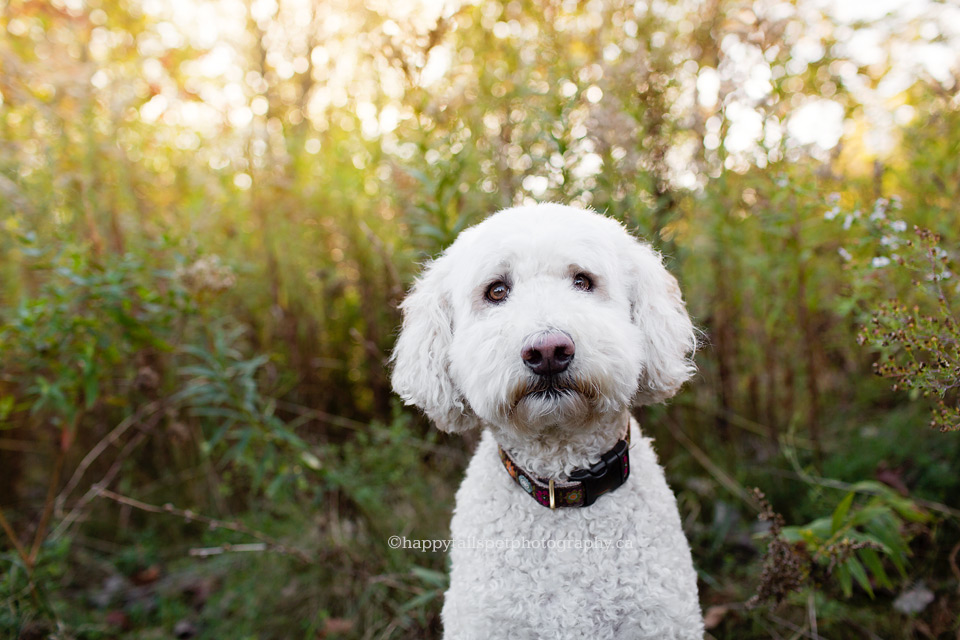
[624,239,698,405]
[390,255,481,433]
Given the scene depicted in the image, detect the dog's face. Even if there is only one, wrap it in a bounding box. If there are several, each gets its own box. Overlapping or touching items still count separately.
[391,204,696,434]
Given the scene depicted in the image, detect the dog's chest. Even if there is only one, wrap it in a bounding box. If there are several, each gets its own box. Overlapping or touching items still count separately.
[443,430,702,637]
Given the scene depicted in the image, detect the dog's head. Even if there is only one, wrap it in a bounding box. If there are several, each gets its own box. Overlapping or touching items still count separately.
[391,204,697,434]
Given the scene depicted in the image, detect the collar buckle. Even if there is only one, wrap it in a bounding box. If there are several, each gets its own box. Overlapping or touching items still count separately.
[566,438,630,507]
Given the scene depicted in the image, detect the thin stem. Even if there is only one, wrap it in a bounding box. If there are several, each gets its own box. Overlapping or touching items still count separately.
[52,410,164,541]
[96,489,312,564]
[0,505,46,611]
[669,425,761,512]
[55,401,163,517]
[0,506,30,568]
[28,445,66,565]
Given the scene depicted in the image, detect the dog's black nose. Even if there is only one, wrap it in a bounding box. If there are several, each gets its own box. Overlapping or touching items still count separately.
[521,332,575,376]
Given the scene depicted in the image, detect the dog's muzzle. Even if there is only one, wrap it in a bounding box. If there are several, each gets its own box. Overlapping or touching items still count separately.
[509,374,598,407]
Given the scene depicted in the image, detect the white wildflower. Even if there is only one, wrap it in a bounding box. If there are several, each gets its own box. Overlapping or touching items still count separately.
[843,215,854,230]
[870,197,888,221]
[176,255,237,293]
[824,206,840,221]
[838,247,852,261]
[890,220,907,232]
[871,256,891,268]
[880,235,900,249]
[894,582,934,615]
[890,194,903,210]
[826,192,841,204]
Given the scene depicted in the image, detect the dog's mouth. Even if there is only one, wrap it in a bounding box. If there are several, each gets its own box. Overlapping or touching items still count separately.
[509,375,599,408]
[495,374,619,429]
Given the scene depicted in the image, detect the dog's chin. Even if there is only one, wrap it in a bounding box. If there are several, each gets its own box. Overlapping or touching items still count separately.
[513,391,589,426]
[501,376,603,429]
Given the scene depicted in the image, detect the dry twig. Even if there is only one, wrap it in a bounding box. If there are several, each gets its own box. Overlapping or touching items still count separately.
[55,401,164,517]
[96,489,312,564]
[51,410,164,540]
[669,424,761,512]
[189,543,267,557]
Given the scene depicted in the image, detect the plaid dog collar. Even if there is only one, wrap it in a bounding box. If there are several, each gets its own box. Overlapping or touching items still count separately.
[498,422,631,509]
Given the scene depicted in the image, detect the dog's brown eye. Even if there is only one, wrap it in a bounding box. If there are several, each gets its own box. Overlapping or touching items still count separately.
[573,273,593,291]
[485,281,510,303]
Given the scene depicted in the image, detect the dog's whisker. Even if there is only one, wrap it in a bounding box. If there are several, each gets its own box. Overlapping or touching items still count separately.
[505,375,600,413]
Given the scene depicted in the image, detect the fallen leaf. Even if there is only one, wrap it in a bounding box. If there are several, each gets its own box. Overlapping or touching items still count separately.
[320,618,355,637]
[703,605,729,630]
[105,610,130,630]
[133,564,161,585]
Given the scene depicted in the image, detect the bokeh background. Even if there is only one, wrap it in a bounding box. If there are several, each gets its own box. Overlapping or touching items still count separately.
[1,0,960,637]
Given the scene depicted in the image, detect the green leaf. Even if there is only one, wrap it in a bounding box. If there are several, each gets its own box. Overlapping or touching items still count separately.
[178,365,219,379]
[831,492,855,534]
[835,562,853,598]
[796,516,833,541]
[858,547,893,590]
[223,428,253,463]
[865,514,908,578]
[845,556,874,598]
[252,442,275,489]
[206,420,235,448]
[849,480,898,498]
[849,505,894,528]
[398,589,441,613]
[235,354,268,376]
[781,526,805,544]
[0,395,14,421]
[266,473,288,498]
[845,531,892,555]
[83,374,99,410]
[272,426,306,449]
[410,565,448,588]
[173,384,228,405]
[887,496,931,523]
[188,407,245,420]
[179,344,220,367]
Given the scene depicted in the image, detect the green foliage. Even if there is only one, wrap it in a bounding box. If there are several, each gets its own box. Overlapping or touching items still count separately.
[176,321,311,497]
[780,482,929,599]
[0,235,188,436]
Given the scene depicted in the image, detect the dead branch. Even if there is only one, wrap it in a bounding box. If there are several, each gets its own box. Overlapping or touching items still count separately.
[96,489,312,564]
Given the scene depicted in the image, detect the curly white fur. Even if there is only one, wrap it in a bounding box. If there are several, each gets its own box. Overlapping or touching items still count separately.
[392,203,704,639]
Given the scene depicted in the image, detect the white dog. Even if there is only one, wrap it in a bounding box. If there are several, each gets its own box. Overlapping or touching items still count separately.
[391,203,704,639]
